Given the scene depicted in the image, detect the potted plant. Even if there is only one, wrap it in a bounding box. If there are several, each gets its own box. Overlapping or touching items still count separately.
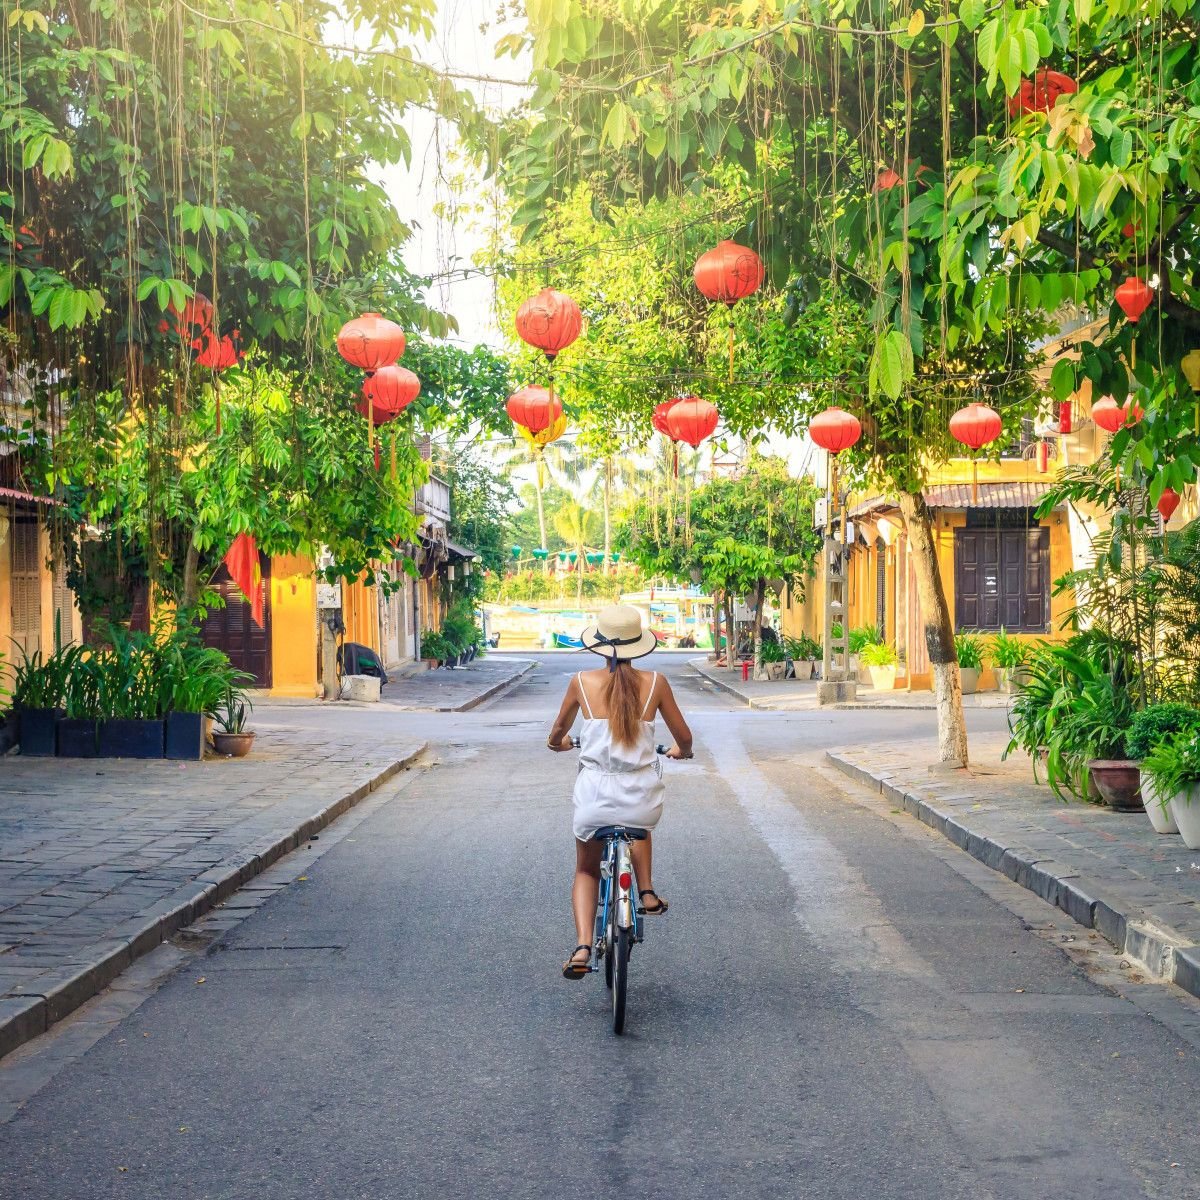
[756,638,787,681]
[420,629,451,668]
[847,624,881,678]
[1005,645,1064,779]
[211,686,255,757]
[96,629,166,759]
[1126,704,1200,834]
[954,632,985,694]
[58,650,101,758]
[785,633,821,679]
[989,629,1031,694]
[1046,670,1139,809]
[859,641,898,691]
[1144,726,1200,849]
[164,635,244,760]
[11,646,70,756]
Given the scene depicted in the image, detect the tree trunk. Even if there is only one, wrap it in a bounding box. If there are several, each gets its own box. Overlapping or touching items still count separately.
[535,461,548,570]
[711,589,721,659]
[896,490,969,767]
[603,459,612,574]
[180,538,201,616]
[752,577,766,674]
[725,592,737,672]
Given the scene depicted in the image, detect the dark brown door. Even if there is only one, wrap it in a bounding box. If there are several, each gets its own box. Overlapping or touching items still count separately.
[200,556,272,687]
[955,527,1049,633]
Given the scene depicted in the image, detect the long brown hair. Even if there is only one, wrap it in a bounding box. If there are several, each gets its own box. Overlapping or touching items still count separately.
[603,661,643,748]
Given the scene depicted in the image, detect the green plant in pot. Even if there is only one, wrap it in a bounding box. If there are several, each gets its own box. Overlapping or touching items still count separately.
[1047,670,1139,809]
[756,636,787,680]
[11,645,72,756]
[784,632,821,679]
[211,686,255,757]
[58,645,102,758]
[859,641,898,691]
[988,629,1031,694]
[1144,726,1200,849]
[164,634,247,760]
[953,632,986,695]
[1127,705,1200,834]
[420,629,452,666]
[1005,643,1071,781]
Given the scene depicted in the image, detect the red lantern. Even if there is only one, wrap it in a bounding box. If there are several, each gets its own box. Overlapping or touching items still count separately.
[693,240,764,305]
[1059,400,1073,435]
[506,385,561,434]
[515,288,582,359]
[666,396,719,448]
[169,292,214,335]
[652,399,681,439]
[1091,395,1143,433]
[809,407,863,454]
[1158,487,1182,523]
[1008,69,1077,117]
[194,331,241,371]
[1121,221,1139,238]
[358,364,420,424]
[1036,441,1050,474]
[874,168,902,192]
[949,402,1003,450]
[1115,277,1153,323]
[336,312,406,372]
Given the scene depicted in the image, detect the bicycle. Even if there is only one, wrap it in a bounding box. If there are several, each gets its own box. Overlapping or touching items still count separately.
[571,738,671,1035]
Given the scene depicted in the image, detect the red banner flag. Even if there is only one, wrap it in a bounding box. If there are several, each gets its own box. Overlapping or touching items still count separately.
[223,532,263,627]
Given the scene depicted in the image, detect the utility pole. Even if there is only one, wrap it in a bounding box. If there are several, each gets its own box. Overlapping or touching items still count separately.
[818,460,857,705]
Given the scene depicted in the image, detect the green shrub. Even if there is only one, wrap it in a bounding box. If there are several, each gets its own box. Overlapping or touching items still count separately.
[1144,726,1200,800]
[989,629,1031,669]
[848,624,882,653]
[859,642,898,668]
[954,632,986,670]
[1125,704,1200,761]
[759,638,786,663]
[420,630,453,661]
[785,632,822,660]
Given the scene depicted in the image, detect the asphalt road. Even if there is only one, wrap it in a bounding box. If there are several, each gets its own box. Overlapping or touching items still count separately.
[1,654,1197,1199]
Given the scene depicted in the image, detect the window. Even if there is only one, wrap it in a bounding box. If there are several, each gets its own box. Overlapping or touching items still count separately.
[954,525,1049,633]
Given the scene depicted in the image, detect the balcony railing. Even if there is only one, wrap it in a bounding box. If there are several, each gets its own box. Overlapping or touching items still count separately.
[413,474,451,524]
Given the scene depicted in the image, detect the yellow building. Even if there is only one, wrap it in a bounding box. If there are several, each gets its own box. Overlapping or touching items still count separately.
[781,322,1199,690]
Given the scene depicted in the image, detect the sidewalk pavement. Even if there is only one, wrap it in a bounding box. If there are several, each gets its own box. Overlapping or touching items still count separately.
[828,734,1200,1001]
[689,658,1009,711]
[0,725,425,1060]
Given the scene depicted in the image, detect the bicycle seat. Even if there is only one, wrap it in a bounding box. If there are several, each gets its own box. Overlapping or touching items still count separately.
[592,825,649,842]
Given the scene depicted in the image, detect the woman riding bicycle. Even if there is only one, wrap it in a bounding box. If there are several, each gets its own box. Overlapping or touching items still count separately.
[547,605,693,979]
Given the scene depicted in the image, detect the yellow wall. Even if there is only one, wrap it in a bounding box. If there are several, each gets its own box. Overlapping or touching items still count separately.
[342,572,380,652]
[269,553,319,698]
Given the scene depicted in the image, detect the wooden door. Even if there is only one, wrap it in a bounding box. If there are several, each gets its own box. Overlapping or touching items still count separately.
[10,515,42,659]
[199,556,272,687]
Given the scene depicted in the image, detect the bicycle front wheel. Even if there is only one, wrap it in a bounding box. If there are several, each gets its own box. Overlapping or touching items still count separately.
[611,925,631,1034]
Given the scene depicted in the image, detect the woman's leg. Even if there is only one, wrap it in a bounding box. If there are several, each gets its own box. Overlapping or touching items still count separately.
[630,834,654,897]
[572,838,603,950]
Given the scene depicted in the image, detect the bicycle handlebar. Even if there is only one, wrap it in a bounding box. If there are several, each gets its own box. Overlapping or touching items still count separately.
[570,735,672,756]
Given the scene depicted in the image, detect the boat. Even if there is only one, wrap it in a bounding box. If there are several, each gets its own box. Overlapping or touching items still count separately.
[554,632,584,649]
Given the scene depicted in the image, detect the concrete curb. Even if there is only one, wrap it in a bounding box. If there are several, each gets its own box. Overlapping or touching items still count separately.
[825,749,1200,1003]
[688,662,757,708]
[437,660,538,712]
[0,743,427,1062]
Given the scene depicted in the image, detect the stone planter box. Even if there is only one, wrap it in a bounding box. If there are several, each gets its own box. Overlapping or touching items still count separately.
[98,718,165,759]
[342,674,381,703]
[959,667,980,695]
[866,664,897,691]
[57,718,99,758]
[165,711,208,760]
[18,707,62,756]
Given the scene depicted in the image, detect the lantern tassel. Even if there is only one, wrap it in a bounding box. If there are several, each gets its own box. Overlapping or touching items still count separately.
[972,458,979,505]
[728,323,735,384]
[673,444,678,479]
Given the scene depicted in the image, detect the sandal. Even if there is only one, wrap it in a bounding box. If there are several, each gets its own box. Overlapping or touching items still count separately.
[638,889,668,916]
[562,944,592,979]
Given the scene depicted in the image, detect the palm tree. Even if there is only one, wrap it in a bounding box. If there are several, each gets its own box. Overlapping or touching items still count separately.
[553,500,599,604]
[494,421,576,562]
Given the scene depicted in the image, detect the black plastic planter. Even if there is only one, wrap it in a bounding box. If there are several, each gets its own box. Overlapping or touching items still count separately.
[18,707,62,756]
[99,718,165,759]
[164,711,205,760]
[57,718,99,758]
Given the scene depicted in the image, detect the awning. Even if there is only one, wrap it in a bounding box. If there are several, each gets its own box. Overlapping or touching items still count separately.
[851,481,1056,517]
[0,486,61,507]
[444,540,479,561]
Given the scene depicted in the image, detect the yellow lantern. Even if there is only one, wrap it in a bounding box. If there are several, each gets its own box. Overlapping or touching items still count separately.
[516,413,567,448]
[1181,350,1200,390]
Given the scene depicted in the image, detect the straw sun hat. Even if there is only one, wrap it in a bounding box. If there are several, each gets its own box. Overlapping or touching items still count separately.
[579,604,658,669]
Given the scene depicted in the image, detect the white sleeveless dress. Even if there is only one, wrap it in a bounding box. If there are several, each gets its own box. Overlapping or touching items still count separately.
[572,671,666,842]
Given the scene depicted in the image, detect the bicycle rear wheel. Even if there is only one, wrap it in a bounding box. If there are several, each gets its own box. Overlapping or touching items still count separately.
[611,925,631,1034]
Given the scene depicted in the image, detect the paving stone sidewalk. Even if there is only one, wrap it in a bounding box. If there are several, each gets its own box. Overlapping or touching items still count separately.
[378,655,536,711]
[690,658,1009,711]
[0,725,425,1059]
[827,734,1200,1001]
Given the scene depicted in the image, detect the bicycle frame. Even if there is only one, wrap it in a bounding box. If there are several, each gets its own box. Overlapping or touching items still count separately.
[594,832,643,958]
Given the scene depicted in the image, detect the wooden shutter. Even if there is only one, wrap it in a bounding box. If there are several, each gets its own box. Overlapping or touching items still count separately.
[50,542,74,645]
[10,515,42,658]
[198,555,272,687]
[956,525,1049,632]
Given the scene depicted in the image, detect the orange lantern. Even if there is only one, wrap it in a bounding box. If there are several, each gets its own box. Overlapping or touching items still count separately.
[1115,277,1153,323]
[1091,395,1143,433]
[809,407,863,454]
[358,364,420,424]
[950,402,1003,503]
[1158,487,1182,523]
[336,312,406,372]
[515,288,582,360]
[506,385,561,434]
[693,240,764,305]
[666,396,719,448]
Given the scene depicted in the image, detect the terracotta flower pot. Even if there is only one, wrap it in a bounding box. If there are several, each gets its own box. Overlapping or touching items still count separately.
[212,731,255,758]
[1088,760,1144,812]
